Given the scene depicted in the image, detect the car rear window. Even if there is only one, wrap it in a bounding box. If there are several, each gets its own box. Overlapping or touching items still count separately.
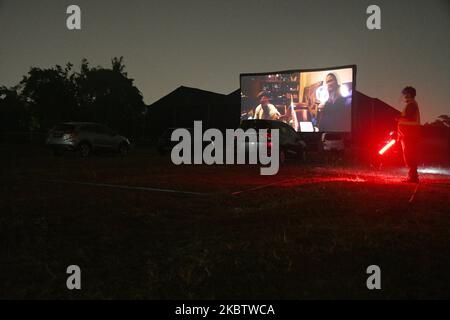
[240,120,272,130]
[160,128,193,140]
[80,124,110,134]
[52,124,76,132]
[95,125,112,134]
[324,133,342,141]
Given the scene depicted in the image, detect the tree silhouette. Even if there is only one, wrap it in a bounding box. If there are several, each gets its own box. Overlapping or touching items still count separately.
[0,85,33,132]
[2,57,146,139]
[74,56,145,138]
[20,63,77,130]
[427,115,450,128]
[111,56,127,76]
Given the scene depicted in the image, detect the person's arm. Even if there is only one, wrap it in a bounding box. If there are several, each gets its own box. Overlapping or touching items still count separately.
[269,104,281,119]
[254,105,261,119]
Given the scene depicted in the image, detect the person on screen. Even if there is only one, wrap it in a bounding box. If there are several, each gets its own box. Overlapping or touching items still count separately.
[254,91,280,120]
[318,73,351,132]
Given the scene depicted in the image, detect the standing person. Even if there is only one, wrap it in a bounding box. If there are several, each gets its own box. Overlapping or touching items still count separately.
[254,91,280,120]
[397,86,421,183]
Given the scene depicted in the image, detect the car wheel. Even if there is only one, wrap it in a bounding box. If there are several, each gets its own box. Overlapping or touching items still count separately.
[297,149,305,163]
[118,143,129,156]
[78,142,91,158]
[53,148,64,157]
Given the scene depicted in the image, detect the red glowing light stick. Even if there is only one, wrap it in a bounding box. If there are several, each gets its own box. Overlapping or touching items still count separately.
[378,139,396,155]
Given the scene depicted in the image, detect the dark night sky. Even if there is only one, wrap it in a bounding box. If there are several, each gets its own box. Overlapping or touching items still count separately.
[0,0,448,122]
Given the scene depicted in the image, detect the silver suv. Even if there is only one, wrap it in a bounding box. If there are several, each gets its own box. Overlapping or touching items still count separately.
[46,122,131,157]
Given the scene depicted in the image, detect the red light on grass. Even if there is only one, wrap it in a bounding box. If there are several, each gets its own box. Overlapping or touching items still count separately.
[378,139,396,155]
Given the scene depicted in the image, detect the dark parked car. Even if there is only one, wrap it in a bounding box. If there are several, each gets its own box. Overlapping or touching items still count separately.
[157,127,213,155]
[238,120,307,163]
[157,128,192,154]
[46,122,131,157]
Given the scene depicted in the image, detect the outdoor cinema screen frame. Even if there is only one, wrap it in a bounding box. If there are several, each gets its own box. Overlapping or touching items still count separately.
[240,65,357,133]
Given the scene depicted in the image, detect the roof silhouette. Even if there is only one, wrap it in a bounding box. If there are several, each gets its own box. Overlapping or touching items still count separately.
[149,86,228,108]
[148,85,399,113]
[144,85,401,149]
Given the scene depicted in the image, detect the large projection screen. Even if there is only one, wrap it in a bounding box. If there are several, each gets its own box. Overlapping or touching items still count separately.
[240,65,356,133]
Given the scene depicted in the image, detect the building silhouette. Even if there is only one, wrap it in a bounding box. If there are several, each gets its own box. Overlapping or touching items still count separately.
[145,86,400,148]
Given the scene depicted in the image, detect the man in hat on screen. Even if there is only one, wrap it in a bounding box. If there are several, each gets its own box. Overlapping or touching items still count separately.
[254,91,280,120]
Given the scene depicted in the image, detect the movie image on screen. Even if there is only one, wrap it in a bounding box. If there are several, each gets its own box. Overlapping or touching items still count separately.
[240,66,354,132]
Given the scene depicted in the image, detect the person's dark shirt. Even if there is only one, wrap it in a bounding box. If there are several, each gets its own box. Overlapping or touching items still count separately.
[403,101,420,122]
[398,99,420,138]
[319,93,351,132]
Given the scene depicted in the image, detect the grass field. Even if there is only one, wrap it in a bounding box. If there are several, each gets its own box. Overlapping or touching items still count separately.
[1,144,449,299]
